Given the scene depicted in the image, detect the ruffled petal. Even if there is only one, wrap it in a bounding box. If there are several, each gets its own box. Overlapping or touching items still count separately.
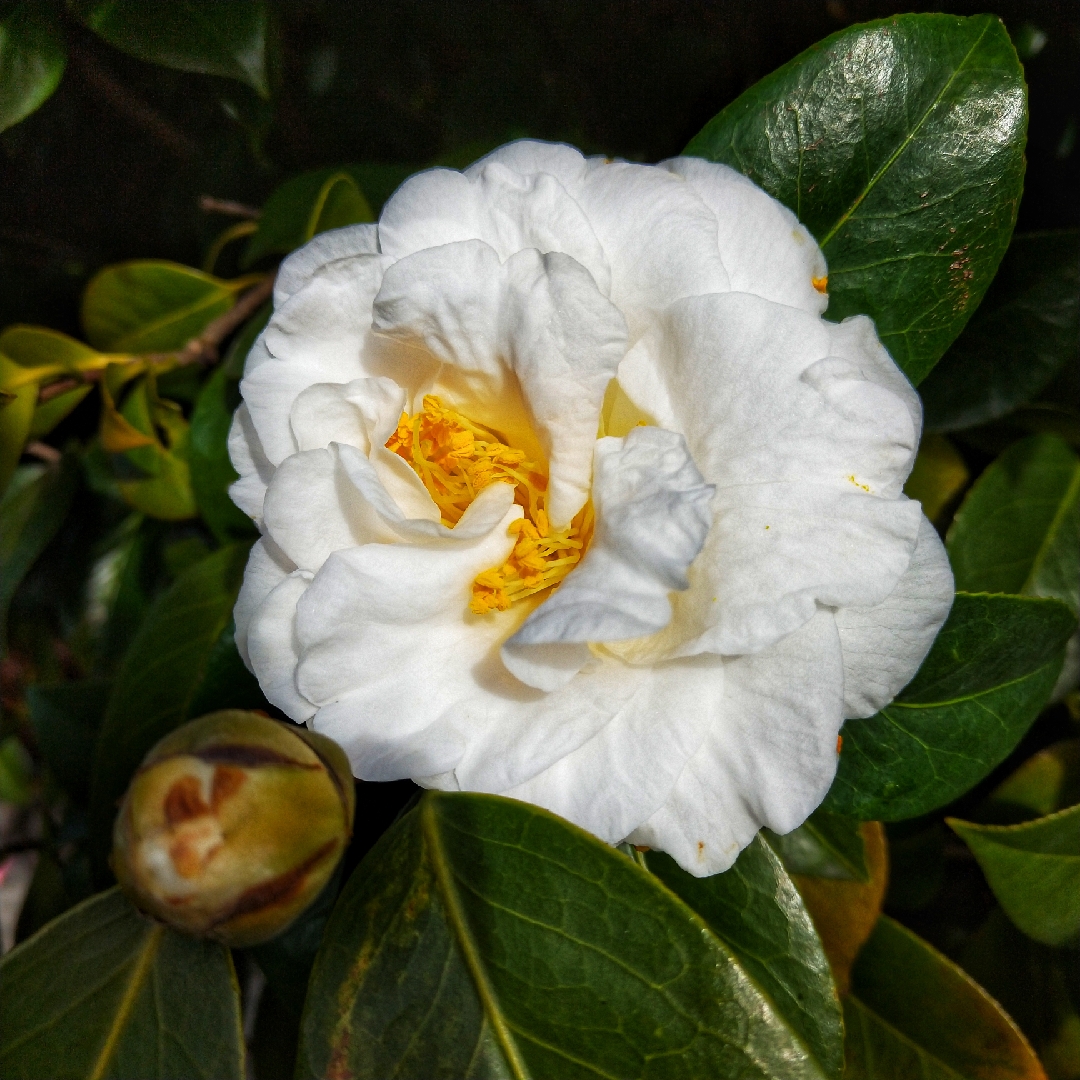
[246,571,315,722]
[373,239,627,526]
[835,514,954,718]
[662,157,828,314]
[273,223,379,307]
[233,535,295,669]
[503,427,713,691]
[627,609,844,876]
[227,404,274,524]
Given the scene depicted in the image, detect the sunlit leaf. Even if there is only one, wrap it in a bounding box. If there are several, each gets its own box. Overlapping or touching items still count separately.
[298,792,832,1080]
[825,594,1076,821]
[0,2,66,134]
[904,433,970,523]
[685,13,1027,385]
[949,805,1080,947]
[0,887,244,1080]
[0,325,104,382]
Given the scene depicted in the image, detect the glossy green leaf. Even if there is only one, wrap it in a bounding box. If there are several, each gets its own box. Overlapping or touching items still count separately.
[0,2,66,133]
[221,301,270,378]
[846,915,1045,1080]
[29,382,92,438]
[298,792,831,1080]
[0,353,38,494]
[243,167,375,267]
[189,365,256,542]
[0,457,77,651]
[184,618,266,718]
[981,738,1080,825]
[949,805,1080,947]
[766,808,868,882]
[904,434,970,523]
[81,260,237,353]
[641,837,843,1078]
[0,887,244,1080]
[88,542,250,878]
[824,593,1076,821]
[947,434,1080,613]
[923,230,1080,432]
[684,13,1027,385]
[71,0,270,98]
[26,678,110,804]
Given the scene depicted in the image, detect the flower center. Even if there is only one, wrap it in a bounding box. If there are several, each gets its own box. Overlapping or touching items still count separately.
[386,395,593,614]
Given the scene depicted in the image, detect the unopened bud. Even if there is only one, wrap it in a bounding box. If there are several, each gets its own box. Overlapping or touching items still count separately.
[112,710,354,947]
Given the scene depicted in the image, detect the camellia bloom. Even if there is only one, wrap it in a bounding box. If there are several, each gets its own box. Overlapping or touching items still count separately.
[229,141,954,877]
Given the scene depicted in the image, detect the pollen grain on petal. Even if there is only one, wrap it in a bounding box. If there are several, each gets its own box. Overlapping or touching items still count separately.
[812,275,829,294]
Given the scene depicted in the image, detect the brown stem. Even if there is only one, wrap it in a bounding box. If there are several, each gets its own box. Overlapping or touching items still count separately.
[198,196,262,219]
[24,441,62,465]
[37,377,81,403]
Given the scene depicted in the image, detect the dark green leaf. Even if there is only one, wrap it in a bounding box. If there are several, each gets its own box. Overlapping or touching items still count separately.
[0,733,34,803]
[0,2,66,134]
[0,354,38,495]
[949,805,1080,947]
[947,434,1080,613]
[88,542,250,879]
[242,167,374,267]
[766,808,868,882]
[221,301,269,379]
[0,457,77,652]
[903,434,969,524]
[0,887,244,1080]
[980,738,1080,824]
[185,618,266,718]
[684,14,1027,385]
[845,915,1044,1079]
[189,365,257,543]
[81,260,237,353]
[824,593,1076,821]
[26,679,110,804]
[923,231,1080,432]
[642,837,843,1078]
[71,0,270,98]
[15,850,73,944]
[298,792,831,1080]
[29,383,92,439]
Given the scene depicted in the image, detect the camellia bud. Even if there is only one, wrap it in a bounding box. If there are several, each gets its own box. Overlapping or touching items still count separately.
[112,710,355,947]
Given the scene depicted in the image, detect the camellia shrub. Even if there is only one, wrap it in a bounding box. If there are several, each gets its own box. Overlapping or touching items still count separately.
[0,4,1078,1079]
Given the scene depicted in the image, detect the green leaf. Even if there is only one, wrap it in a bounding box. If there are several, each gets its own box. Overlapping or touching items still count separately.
[0,458,77,651]
[903,434,970,524]
[923,231,1080,432]
[641,837,843,1078]
[845,915,1044,1079]
[29,383,92,439]
[298,792,831,1080]
[189,365,257,542]
[949,805,1080,947]
[26,679,111,804]
[0,2,66,133]
[0,324,102,375]
[81,261,238,353]
[824,593,1077,821]
[184,618,266,718]
[15,850,74,944]
[88,542,250,879]
[684,13,1027,385]
[981,738,1080,824]
[0,733,34,803]
[765,808,868,882]
[242,167,375,267]
[222,301,270,379]
[71,0,270,98]
[0,886,244,1080]
[947,434,1080,613]
[0,353,38,494]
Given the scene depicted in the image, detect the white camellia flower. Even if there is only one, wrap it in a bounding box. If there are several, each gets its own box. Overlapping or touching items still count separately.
[229,140,954,877]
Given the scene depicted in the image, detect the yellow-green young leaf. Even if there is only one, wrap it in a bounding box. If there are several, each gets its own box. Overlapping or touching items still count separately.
[100,376,156,455]
[243,167,375,267]
[298,792,832,1080]
[0,2,66,134]
[82,261,238,353]
[0,325,103,382]
[0,887,245,1080]
[791,822,887,996]
[981,738,1080,824]
[118,452,197,521]
[904,433,970,523]
[948,434,1080,613]
[29,383,92,439]
[846,915,1045,1080]
[0,354,36,494]
[949,805,1080,947]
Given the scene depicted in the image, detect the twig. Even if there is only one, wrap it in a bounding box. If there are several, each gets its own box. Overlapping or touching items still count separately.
[198,196,262,220]
[24,442,62,465]
[38,378,82,404]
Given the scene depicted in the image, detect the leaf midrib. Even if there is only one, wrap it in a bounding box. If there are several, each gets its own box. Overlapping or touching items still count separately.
[817,18,991,249]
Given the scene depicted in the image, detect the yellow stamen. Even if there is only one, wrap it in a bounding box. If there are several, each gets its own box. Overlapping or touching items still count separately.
[385,395,593,614]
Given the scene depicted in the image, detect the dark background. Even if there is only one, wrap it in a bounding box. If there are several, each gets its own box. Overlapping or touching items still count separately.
[1,0,1076,339]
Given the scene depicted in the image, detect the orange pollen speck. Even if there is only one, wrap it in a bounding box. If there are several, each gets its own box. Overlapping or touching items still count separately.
[812,275,829,294]
[385,395,593,614]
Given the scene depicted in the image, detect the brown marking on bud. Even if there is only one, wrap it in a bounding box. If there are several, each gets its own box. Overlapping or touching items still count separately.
[192,744,321,769]
[169,818,222,879]
[211,765,246,811]
[164,775,209,825]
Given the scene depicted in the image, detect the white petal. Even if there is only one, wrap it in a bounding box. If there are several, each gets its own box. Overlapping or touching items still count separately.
[246,571,316,721]
[627,609,844,876]
[289,383,371,453]
[233,536,295,669]
[373,239,627,527]
[227,404,274,523]
[464,139,590,186]
[835,514,954,718]
[378,161,611,294]
[662,157,828,314]
[503,427,713,691]
[504,654,723,844]
[273,223,379,307]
